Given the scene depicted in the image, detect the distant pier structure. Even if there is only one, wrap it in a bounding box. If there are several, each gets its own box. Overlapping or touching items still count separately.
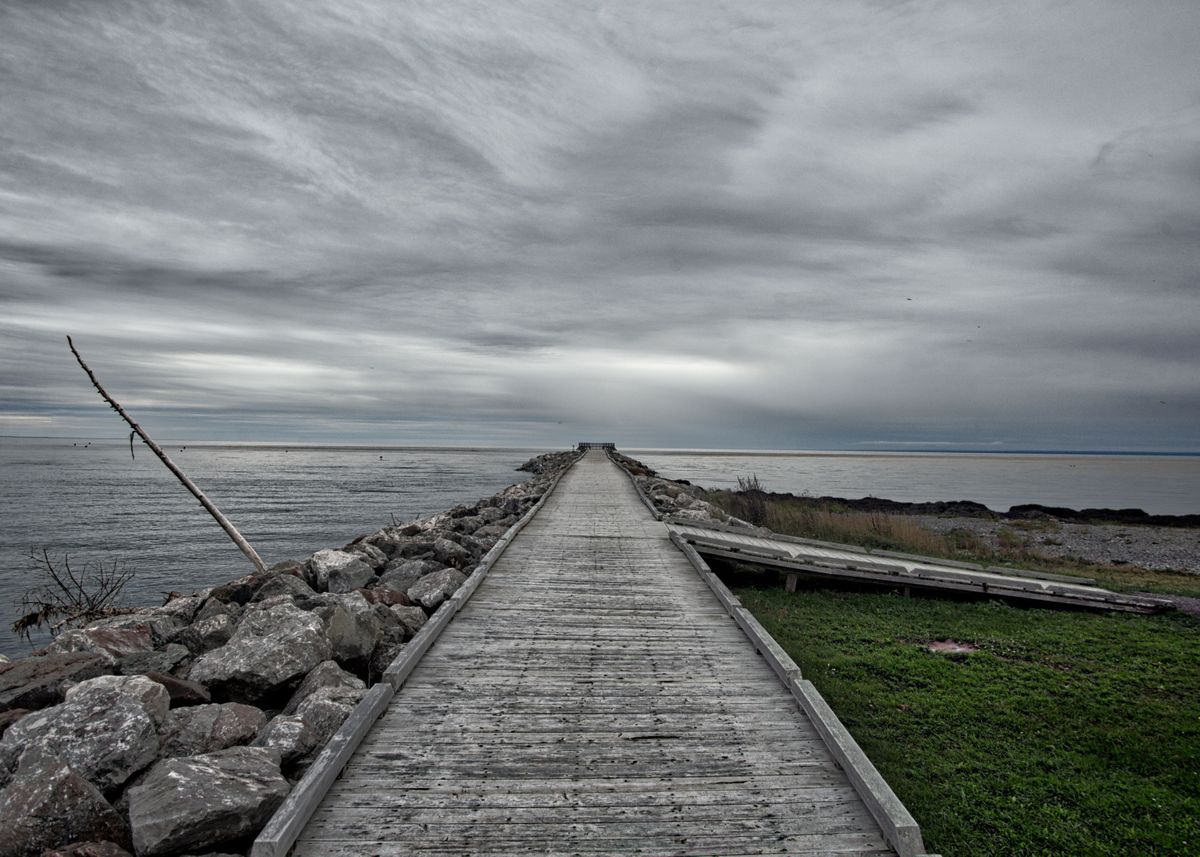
[576,441,616,450]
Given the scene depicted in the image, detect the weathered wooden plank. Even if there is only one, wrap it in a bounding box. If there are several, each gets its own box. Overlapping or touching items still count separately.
[298,827,891,853]
[328,770,856,794]
[316,783,865,807]
[675,525,1168,613]
[306,796,876,823]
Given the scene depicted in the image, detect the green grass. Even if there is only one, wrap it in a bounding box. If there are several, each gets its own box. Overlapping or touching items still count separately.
[736,585,1200,855]
[705,489,1200,597]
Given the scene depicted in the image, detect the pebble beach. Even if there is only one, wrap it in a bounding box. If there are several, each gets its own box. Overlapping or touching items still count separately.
[915,516,1200,576]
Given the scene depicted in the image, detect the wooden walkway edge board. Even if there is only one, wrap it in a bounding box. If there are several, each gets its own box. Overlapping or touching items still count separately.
[664,515,1095,584]
[671,524,1170,614]
[249,458,578,857]
[669,532,933,857]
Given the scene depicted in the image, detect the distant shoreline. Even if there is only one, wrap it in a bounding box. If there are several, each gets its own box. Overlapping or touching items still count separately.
[728,489,1200,529]
[4,437,1199,457]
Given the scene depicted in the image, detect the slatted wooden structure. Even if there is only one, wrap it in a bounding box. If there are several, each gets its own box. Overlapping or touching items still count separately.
[668,520,1171,614]
[287,449,919,856]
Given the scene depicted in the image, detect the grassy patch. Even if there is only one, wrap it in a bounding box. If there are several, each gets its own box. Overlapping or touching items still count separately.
[736,586,1200,855]
[705,488,1200,597]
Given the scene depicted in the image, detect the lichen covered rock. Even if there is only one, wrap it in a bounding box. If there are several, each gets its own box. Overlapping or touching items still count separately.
[407,567,467,610]
[0,750,127,857]
[306,549,374,594]
[188,602,330,704]
[126,747,290,857]
[161,702,265,757]
[0,676,165,792]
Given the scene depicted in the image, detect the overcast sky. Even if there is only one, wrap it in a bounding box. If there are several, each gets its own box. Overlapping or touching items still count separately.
[2,1,1197,451]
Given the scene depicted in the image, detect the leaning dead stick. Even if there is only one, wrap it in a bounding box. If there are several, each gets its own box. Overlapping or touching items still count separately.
[67,335,267,574]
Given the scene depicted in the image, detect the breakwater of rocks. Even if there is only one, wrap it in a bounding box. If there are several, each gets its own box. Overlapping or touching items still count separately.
[0,450,579,857]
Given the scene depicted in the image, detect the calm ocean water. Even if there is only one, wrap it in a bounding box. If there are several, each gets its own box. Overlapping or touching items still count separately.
[0,439,534,656]
[3,439,1198,656]
[629,449,1200,517]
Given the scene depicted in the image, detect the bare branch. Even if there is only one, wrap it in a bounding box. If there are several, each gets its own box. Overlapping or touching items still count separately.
[13,550,137,641]
[66,335,267,573]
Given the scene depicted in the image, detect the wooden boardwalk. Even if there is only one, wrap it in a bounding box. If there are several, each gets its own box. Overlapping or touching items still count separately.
[289,450,908,856]
[669,521,1170,613]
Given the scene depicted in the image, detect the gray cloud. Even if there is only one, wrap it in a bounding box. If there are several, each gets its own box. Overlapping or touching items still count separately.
[1,0,1198,450]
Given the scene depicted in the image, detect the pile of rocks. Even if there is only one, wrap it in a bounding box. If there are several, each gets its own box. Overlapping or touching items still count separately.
[609,452,751,528]
[0,451,577,857]
[516,449,579,475]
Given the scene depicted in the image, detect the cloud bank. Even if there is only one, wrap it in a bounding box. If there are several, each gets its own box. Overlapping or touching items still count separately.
[2,0,1198,449]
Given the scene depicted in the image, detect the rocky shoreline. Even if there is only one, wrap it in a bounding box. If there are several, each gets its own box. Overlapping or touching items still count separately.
[914,516,1200,575]
[611,452,1200,576]
[0,450,580,857]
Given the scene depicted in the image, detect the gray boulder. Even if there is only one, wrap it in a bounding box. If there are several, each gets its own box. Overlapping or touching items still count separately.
[84,609,182,643]
[295,686,364,746]
[432,537,471,568]
[0,676,165,792]
[667,508,717,523]
[283,661,364,715]
[142,672,210,707]
[306,549,374,594]
[188,602,330,704]
[360,585,412,607]
[116,644,190,678]
[344,541,387,570]
[0,653,110,713]
[477,505,507,523]
[43,626,154,664]
[266,558,307,576]
[85,613,184,648]
[161,702,265,757]
[249,572,314,603]
[173,613,236,655]
[0,709,29,738]
[407,567,468,610]
[126,747,290,857]
[378,559,441,594]
[390,604,428,637]
[192,597,242,625]
[155,595,205,624]
[0,749,127,857]
[41,842,133,857]
[316,593,381,671]
[253,714,320,768]
[390,539,437,559]
[450,514,485,534]
[63,675,169,729]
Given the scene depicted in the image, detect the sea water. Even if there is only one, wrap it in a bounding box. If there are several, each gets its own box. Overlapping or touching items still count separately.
[0,439,531,656]
[629,449,1200,516]
[3,439,1198,657]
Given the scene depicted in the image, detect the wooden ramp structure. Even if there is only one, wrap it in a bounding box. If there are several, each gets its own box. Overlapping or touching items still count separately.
[260,449,933,857]
[667,520,1171,614]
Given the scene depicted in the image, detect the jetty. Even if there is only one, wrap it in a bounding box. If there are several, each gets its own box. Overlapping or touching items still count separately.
[254,448,933,856]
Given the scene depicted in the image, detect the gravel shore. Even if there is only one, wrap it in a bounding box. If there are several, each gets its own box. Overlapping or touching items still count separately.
[914,515,1200,575]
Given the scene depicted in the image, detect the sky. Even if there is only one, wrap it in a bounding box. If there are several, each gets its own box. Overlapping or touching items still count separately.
[1,0,1198,451]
